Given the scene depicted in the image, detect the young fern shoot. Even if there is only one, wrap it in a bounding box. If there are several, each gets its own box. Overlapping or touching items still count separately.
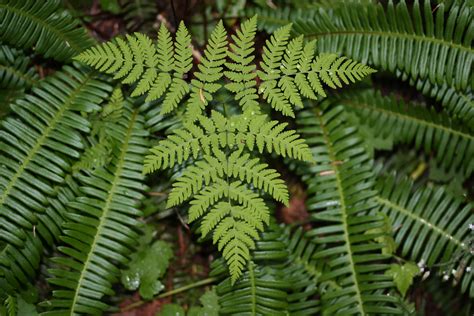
[76,16,374,283]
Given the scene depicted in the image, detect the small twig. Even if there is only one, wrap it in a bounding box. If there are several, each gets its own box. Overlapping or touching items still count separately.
[121,277,218,311]
[148,191,168,197]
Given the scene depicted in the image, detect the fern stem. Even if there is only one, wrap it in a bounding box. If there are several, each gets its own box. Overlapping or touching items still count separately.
[121,277,218,311]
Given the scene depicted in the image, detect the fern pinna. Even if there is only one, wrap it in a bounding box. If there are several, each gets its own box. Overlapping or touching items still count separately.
[76,16,374,283]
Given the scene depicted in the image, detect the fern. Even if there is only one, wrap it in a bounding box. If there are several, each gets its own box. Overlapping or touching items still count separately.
[411,76,474,127]
[0,0,95,61]
[335,89,474,176]
[42,104,149,315]
[375,175,474,297]
[187,21,228,118]
[76,22,193,113]
[225,16,259,114]
[293,0,473,122]
[0,45,38,89]
[0,66,110,251]
[145,111,312,282]
[297,104,401,314]
[257,26,375,117]
[77,17,375,284]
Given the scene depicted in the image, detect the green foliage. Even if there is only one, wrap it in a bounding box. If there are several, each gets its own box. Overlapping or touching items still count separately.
[0,65,109,251]
[386,262,420,297]
[335,89,474,176]
[297,105,400,314]
[0,1,471,314]
[375,175,474,296]
[292,0,473,125]
[75,22,193,112]
[0,45,37,90]
[121,239,173,299]
[0,0,95,61]
[188,289,220,316]
[41,104,149,315]
[144,109,313,282]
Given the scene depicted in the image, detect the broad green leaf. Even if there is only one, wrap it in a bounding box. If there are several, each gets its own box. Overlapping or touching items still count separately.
[386,262,419,297]
[157,304,186,316]
[188,289,220,316]
[121,240,173,299]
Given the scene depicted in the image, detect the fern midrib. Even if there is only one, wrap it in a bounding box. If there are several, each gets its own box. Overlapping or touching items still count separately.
[376,196,468,251]
[69,110,138,315]
[0,3,83,53]
[315,109,366,315]
[305,29,473,54]
[0,64,38,87]
[344,99,474,141]
[0,76,91,210]
[248,262,257,315]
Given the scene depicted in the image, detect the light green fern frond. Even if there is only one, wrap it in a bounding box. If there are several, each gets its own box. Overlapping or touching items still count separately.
[75,22,193,112]
[143,111,313,173]
[168,148,288,207]
[0,0,95,61]
[225,15,259,114]
[258,23,375,117]
[187,21,228,119]
[42,105,149,315]
[375,175,474,297]
[297,104,401,314]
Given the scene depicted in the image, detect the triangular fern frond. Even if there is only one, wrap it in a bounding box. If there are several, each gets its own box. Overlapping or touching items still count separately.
[375,175,474,297]
[293,0,473,110]
[337,89,474,176]
[75,22,193,113]
[297,104,401,314]
[42,104,149,315]
[0,66,110,250]
[0,0,95,61]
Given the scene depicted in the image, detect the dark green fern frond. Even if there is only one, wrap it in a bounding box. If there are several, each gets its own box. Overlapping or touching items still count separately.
[0,45,38,89]
[297,104,401,314]
[293,0,473,115]
[375,175,474,297]
[410,76,474,127]
[258,24,375,117]
[0,66,110,250]
[76,22,193,113]
[0,0,95,61]
[42,104,149,315]
[214,261,289,315]
[337,89,474,176]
